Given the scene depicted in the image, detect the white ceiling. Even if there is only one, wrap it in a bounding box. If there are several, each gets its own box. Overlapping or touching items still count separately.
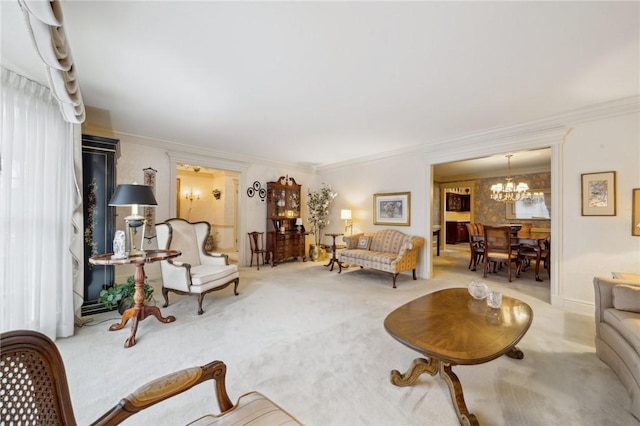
[2,1,638,175]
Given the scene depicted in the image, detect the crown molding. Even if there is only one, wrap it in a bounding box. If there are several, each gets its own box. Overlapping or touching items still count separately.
[81,124,316,173]
[318,95,639,172]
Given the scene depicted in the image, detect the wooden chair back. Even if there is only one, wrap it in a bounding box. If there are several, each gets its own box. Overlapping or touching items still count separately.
[483,225,521,282]
[1,330,77,425]
[248,232,270,269]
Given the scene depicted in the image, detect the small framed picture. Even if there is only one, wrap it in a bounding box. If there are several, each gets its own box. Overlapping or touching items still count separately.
[633,188,640,236]
[373,192,411,226]
[581,171,616,216]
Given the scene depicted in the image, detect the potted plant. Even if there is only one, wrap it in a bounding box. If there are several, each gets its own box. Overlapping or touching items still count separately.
[97,276,154,313]
[306,182,337,261]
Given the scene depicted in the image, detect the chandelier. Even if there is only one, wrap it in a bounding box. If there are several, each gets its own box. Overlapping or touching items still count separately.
[490,154,532,202]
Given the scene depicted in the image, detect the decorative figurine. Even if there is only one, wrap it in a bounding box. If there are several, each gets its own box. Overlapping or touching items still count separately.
[111,230,127,259]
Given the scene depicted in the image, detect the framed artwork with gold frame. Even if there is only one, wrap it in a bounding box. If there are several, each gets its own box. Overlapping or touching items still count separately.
[373,192,411,226]
[581,171,616,216]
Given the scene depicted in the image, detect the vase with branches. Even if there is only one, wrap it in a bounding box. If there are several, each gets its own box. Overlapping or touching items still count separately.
[306,183,338,247]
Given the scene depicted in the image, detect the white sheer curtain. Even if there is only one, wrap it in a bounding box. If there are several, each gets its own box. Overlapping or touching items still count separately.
[0,67,80,339]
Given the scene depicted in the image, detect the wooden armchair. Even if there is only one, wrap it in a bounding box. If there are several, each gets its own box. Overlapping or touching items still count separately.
[1,330,302,425]
[156,218,239,315]
[465,223,484,271]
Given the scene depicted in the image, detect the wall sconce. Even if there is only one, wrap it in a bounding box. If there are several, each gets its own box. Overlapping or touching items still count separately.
[341,209,353,234]
[184,189,200,201]
[109,183,158,256]
[212,189,221,200]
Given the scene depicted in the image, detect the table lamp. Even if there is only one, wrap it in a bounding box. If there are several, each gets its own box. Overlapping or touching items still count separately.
[341,209,353,234]
[109,183,157,256]
[295,218,303,232]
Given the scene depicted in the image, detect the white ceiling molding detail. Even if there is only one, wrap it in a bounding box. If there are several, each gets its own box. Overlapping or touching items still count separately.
[18,0,84,123]
[319,95,639,172]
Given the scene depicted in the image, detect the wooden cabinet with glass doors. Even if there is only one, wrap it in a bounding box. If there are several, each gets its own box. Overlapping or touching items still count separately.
[266,176,307,265]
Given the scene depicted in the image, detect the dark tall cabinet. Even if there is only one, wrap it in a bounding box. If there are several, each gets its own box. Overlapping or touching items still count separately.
[81,135,119,315]
[266,176,306,265]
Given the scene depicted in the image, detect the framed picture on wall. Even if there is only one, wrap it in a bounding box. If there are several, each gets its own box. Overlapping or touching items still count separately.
[373,192,411,226]
[581,171,616,216]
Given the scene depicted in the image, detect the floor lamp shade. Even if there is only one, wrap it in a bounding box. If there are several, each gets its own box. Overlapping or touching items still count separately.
[109,184,157,256]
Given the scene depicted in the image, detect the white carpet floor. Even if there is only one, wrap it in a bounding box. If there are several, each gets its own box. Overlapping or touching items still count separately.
[57,247,639,425]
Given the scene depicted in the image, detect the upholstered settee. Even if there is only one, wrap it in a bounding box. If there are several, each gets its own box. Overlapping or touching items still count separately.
[594,274,640,419]
[338,229,425,288]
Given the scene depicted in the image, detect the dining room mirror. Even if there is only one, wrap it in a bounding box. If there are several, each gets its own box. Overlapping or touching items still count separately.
[505,188,551,220]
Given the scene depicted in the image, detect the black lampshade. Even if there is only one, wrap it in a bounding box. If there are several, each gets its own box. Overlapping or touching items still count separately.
[109,184,157,206]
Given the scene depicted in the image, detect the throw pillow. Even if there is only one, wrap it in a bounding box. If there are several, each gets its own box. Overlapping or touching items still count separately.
[357,236,371,250]
[612,284,640,313]
[612,272,640,284]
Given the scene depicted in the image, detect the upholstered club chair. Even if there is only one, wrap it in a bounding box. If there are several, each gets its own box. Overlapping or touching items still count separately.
[1,330,301,425]
[156,218,239,315]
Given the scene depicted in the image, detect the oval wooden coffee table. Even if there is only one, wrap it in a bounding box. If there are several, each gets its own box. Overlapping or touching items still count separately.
[384,288,533,426]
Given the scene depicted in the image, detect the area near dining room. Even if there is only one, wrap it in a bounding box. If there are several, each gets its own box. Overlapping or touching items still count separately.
[175,164,240,263]
[432,149,552,292]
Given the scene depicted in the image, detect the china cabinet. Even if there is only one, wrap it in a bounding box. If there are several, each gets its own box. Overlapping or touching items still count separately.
[266,176,306,265]
[446,193,470,212]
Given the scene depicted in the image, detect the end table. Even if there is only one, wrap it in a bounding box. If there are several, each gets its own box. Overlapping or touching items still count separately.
[89,249,181,348]
[324,233,344,271]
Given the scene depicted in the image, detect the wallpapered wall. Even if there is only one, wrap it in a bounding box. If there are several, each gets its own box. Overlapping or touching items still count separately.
[474,171,551,230]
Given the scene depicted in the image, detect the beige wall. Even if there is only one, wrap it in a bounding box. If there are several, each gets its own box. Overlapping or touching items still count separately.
[85,102,640,312]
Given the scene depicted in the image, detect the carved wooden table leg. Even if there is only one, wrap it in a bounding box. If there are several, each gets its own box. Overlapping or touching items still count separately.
[113,261,176,348]
[439,362,479,426]
[390,357,479,426]
[390,357,438,386]
[506,346,525,360]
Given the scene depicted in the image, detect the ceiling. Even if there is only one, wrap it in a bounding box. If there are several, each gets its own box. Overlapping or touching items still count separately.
[2,1,638,175]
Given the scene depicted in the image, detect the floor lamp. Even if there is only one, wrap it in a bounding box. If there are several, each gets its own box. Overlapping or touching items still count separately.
[109,184,158,256]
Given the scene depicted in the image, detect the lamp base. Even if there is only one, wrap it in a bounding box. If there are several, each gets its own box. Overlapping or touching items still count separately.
[125,215,147,257]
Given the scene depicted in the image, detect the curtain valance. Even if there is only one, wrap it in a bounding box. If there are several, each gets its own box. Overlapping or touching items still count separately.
[18,0,85,123]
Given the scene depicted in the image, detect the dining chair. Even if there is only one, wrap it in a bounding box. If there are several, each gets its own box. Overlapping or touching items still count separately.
[1,330,302,425]
[465,223,484,271]
[519,237,550,280]
[483,225,522,282]
[248,231,271,270]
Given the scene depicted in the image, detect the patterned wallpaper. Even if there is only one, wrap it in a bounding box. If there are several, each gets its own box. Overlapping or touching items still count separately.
[434,172,551,232]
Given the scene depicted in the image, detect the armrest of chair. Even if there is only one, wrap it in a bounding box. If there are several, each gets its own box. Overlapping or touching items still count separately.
[201,252,230,265]
[396,237,424,259]
[91,361,233,426]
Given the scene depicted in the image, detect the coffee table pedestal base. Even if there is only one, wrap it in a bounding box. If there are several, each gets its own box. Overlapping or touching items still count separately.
[390,357,478,426]
[390,346,524,426]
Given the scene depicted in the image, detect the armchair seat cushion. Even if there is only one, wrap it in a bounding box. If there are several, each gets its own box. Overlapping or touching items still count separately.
[191,264,238,286]
[188,391,301,426]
